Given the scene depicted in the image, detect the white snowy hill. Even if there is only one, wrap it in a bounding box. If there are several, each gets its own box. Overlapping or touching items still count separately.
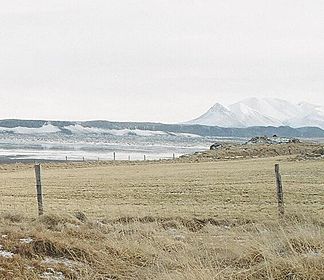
[187,97,324,129]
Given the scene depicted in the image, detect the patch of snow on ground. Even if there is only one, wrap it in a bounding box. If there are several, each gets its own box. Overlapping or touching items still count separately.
[40,268,65,280]
[120,129,166,136]
[42,257,81,268]
[166,229,185,241]
[0,245,14,258]
[40,257,83,279]
[20,237,33,244]
[169,132,201,138]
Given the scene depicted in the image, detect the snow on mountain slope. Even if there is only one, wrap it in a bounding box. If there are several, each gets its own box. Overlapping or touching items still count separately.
[65,125,200,137]
[186,103,244,127]
[186,97,324,129]
[286,114,324,129]
[285,103,324,128]
[0,124,61,134]
[234,97,302,121]
[229,102,282,127]
[64,124,109,134]
[64,124,167,136]
[0,123,200,138]
[296,102,324,117]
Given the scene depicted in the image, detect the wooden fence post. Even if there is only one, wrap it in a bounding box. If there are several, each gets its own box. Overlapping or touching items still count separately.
[34,164,44,216]
[275,164,284,217]
[113,152,116,161]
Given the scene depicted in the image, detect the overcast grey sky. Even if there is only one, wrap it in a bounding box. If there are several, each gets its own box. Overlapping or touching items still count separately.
[1,0,324,122]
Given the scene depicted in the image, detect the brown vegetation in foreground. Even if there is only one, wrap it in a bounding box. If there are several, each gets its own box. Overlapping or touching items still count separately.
[0,153,323,279]
[0,212,323,280]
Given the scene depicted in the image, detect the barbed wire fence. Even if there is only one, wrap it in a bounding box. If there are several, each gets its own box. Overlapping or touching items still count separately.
[0,159,322,220]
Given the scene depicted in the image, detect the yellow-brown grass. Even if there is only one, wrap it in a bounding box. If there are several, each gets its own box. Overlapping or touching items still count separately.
[0,156,323,279]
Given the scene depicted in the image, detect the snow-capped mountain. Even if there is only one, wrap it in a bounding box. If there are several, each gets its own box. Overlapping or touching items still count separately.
[188,103,245,127]
[229,102,283,127]
[186,97,324,129]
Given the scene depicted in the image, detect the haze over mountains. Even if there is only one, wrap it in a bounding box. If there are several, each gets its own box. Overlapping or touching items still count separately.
[187,98,324,129]
[1,98,324,139]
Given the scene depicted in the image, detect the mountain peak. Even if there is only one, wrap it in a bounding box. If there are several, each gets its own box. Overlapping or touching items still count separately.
[186,102,244,127]
[209,103,230,113]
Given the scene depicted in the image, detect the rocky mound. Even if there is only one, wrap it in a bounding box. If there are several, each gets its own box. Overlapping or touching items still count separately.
[181,141,324,162]
[246,136,301,145]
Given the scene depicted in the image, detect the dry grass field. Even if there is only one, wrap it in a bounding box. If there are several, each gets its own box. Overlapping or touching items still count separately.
[0,156,323,279]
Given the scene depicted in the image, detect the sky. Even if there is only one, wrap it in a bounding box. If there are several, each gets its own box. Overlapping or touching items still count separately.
[1,0,324,123]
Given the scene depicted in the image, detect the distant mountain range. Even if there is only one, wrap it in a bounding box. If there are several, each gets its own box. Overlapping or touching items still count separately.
[0,97,324,138]
[0,118,324,138]
[186,97,324,129]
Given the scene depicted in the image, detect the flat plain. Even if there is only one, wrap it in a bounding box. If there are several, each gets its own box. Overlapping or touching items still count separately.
[0,157,323,219]
[0,155,323,279]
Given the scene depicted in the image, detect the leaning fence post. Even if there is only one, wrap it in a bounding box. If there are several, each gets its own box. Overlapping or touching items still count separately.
[34,164,44,216]
[275,164,284,217]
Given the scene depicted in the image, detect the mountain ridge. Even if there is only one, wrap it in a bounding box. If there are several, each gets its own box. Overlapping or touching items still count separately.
[187,97,324,129]
[0,118,324,138]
